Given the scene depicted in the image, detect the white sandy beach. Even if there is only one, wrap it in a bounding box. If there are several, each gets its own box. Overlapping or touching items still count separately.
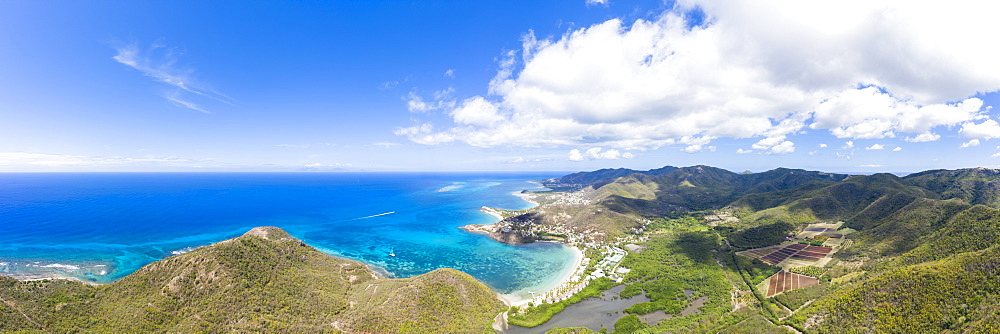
[512,191,540,207]
[499,244,585,307]
[481,206,504,221]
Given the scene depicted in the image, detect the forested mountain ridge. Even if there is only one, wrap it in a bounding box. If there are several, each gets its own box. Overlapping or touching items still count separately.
[542,166,680,190]
[0,226,505,333]
[521,166,853,240]
[550,166,850,213]
[545,166,849,208]
[902,167,1000,206]
[732,173,935,226]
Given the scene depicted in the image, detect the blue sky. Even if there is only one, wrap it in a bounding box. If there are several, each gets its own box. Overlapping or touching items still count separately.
[2,1,999,173]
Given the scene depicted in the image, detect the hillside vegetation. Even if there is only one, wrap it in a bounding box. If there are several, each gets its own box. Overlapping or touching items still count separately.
[790,245,1000,333]
[528,166,1000,333]
[518,166,852,242]
[903,167,1000,206]
[0,227,504,333]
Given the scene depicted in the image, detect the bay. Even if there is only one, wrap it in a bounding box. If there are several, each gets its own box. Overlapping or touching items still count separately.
[0,172,572,298]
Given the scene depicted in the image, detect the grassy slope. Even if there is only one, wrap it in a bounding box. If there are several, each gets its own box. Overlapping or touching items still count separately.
[592,174,659,201]
[791,245,1000,333]
[0,227,503,333]
[341,268,506,333]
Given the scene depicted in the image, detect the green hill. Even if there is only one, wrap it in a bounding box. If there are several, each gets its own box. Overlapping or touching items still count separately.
[727,173,935,229]
[639,166,849,212]
[903,167,1000,207]
[887,204,1000,267]
[542,166,679,190]
[790,244,1000,333]
[0,226,504,333]
[592,174,660,201]
[843,198,970,260]
[585,166,850,218]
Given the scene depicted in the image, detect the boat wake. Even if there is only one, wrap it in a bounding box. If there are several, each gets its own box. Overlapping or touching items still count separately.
[352,211,395,220]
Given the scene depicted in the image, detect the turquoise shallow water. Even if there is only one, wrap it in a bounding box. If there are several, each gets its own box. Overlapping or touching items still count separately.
[0,172,573,296]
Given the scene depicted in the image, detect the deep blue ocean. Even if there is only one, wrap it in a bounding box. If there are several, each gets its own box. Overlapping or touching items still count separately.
[0,172,573,296]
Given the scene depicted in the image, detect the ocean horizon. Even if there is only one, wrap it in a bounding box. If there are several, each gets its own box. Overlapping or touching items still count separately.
[0,172,576,298]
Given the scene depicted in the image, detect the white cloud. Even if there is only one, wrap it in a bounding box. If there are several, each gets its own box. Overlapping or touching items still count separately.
[301,163,351,171]
[736,148,752,154]
[513,156,531,163]
[398,1,1000,150]
[992,152,1000,158]
[768,141,795,154]
[434,87,455,100]
[960,119,1000,140]
[380,80,399,90]
[163,91,210,114]
[393,123,459,145]
[113,41,233,112]
[444,69,455,78]
[450,96,505,127]
[865,144,884,150]
[406,92,456,113]
[818,143,828,148]
[589,147,617,159]
[812,87,983,139]
[586,0,608,6]
[394,123,432,137]
[752,136,782,150]
[892,147,902,151]
[961,139,980,148]
[842,141,854,149]
[904,132,941,142]
[568,147,634,160]
[405,94,431,112]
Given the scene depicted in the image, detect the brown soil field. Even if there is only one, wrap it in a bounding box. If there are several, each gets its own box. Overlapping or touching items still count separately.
[765,270,820,297]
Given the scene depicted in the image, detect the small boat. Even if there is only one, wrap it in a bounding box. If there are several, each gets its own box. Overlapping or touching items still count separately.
[389,248,396,257]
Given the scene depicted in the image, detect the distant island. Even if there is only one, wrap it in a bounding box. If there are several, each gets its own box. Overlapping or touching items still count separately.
[5,165,1000,333]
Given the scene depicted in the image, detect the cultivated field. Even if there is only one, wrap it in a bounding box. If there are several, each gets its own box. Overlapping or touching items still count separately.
[737,243,834,266]
[762,270,820,297]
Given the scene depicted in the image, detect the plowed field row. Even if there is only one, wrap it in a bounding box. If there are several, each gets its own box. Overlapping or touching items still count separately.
[765,270,820,297]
